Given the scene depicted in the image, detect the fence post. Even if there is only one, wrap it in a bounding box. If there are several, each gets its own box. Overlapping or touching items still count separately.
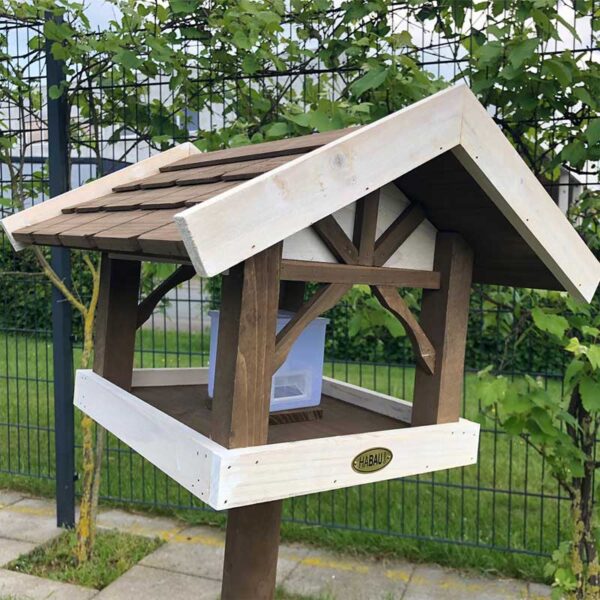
[45,13,75,528]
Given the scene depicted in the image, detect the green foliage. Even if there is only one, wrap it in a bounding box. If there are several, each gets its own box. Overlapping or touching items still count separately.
[476,294,600,599]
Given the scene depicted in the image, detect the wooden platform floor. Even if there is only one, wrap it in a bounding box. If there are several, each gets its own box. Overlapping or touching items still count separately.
[133,383,406,445]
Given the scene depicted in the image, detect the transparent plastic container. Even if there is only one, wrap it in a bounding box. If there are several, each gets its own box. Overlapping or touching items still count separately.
[208,310,328,412]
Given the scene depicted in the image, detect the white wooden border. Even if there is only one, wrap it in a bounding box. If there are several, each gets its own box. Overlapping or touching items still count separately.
[131,367,209,388]
[75,369,479,510]
[1,142,200,251]
[322,376,412,424]
[175,85,464,279]
[456,92,600,303]
[175,84,599,303]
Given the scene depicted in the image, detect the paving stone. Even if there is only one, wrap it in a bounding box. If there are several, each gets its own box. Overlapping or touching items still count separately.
[0,568,97,600]
[528,582,552,599]
[403,565,528,600]
[281,548,413,599]
[97,509,183,540]
[0,489,25,508]
[95,565,220,600]
[141,524,307,585]
[0,539,35,567]
[0,499,60,544]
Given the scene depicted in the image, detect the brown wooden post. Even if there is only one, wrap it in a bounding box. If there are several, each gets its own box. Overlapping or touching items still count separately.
[412,233,473,426]
[212,243,283,600]
[93,255,141,389]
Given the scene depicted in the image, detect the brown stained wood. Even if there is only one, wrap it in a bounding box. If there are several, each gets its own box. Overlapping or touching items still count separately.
[269,407,323,426]
[211,243,282,449]
[27,211,124,246]
[211,244,283,600]
[312,216,359,264]
[222,501,282,600]
[90,210,180,252]
[160,128,354,172]
[353,190,380,265]
[371,285,435,375]
[274,283,350,372]
[281,260,441,289]
[182,180,238,205]
[373,203,426,267]
[412,232,474,427]
[221,155,295,181]
[135,386,405,444]
[136,265,196,328]
[136,223,188,258]
[93,255,141,390]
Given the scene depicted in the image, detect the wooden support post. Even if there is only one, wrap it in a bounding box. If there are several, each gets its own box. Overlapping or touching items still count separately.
[93,255,141,389]
[212,243,283,600]
[412,233,473,426]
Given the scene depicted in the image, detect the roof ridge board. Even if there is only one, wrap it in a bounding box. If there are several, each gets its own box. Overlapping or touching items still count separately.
[159,128,355,173]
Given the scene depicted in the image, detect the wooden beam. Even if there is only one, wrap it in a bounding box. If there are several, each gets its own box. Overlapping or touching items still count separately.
[373,203,426,267]
[211,245,282,448]
[136,265,196,328]
[371,286,435,376]
[311,215,359,264]
[211,244,283,600]
[93,255,141,390]
[412,233,473,426]
[274,283,350,372]
[281,260,440,289]
[353,190,380,265]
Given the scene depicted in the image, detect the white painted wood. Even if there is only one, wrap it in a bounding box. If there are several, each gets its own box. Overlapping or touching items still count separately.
[378,184,436,271]
[176,85,464,278]
[177,83,599,303]
[456,87,600,303]
[214,418,479,509]
[75,369,479,510]
[74,370,224,507]
[131,367,209,388]
[322,376,412,424]
[1,143,200,251]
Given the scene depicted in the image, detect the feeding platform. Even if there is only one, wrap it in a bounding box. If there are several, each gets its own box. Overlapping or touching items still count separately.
[75,367,478,509]
[3,83,599,600]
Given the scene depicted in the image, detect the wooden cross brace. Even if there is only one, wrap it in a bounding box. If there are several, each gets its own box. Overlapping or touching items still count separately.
[275,190,436,375]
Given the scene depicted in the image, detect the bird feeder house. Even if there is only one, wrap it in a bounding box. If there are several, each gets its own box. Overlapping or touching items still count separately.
[3,84,599,599]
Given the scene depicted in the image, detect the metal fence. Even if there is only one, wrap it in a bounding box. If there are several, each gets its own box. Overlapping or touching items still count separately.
[0,2,597,562]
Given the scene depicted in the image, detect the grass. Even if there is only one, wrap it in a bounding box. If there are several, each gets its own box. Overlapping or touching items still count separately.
[0,330,568,583]
[7,529,162,589]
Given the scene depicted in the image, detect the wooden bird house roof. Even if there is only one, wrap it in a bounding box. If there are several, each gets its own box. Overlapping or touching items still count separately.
[3,84,599,302]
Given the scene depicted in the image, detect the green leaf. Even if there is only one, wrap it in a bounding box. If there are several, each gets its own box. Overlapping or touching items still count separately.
[573,87,597,110]
[509,37,539,68]
[585,119,600,146]
[588,345,600,369]
[241,54,260,75]
[265,122,288,138]
[114,49,141,70]
[580,377,600,412]
[48,85,63,100]
[350,67,389,97]
[531,307,569,338]
[542,58,572,86]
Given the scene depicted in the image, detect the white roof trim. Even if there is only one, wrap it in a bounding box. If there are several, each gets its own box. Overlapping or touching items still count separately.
[1,142,201,251]
[174,84,599,303]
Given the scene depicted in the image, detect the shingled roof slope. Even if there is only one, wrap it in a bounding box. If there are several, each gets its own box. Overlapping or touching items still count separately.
[10,129,350,257]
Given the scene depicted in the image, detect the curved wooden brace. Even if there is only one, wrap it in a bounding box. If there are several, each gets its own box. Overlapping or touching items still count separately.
[274,283,351,371]
[136,264,196,328]
[371,285,435,375]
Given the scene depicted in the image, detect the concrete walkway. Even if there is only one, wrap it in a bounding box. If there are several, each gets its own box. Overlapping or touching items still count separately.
[0,490,551,599]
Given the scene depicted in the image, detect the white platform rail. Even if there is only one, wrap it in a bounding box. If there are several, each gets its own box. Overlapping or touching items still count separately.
[74,368,480,510]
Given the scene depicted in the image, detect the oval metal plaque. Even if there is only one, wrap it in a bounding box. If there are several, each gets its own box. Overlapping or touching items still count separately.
[352,448,393,474]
